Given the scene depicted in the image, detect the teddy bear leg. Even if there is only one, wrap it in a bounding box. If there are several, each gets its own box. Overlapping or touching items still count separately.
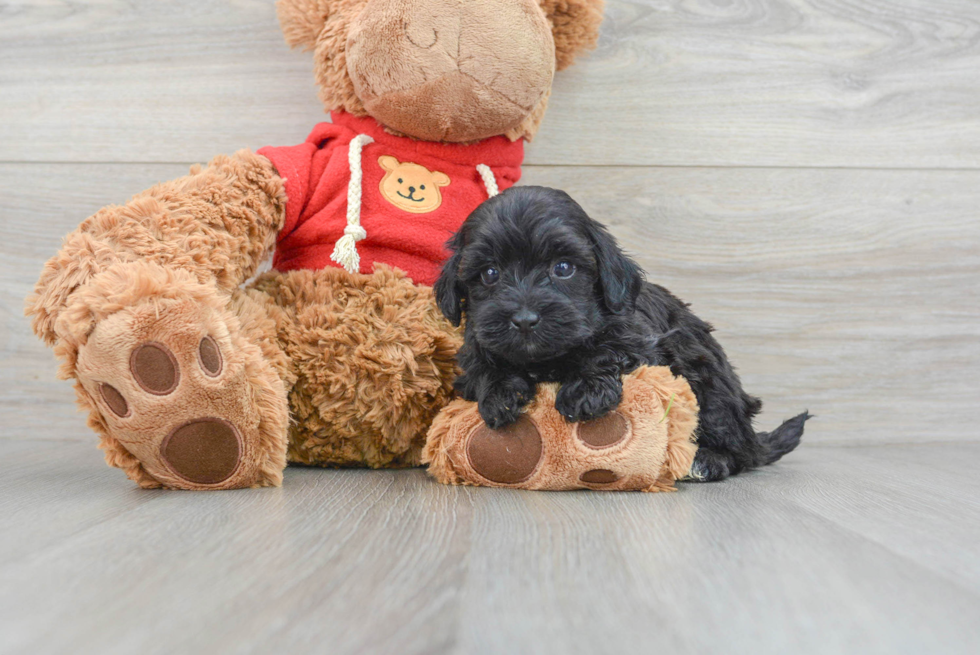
[424,366,700,491]
[69,262,291,489]
[251,265,461,469]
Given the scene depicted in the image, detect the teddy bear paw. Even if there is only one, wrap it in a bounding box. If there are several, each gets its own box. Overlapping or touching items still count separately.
[74,294,289,489]
[424,366,700,492]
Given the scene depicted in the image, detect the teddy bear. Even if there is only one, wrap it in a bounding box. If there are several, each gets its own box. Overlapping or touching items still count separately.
[26,0,605,490]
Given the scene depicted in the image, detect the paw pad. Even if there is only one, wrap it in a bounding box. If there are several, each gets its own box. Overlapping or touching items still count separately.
[161,418,242,485]
[130,343,179,395]
[575,411,628,449]
[580,469,619,484]
[466,416,542,484]
[198,336,222,377]
[99,383,129,418]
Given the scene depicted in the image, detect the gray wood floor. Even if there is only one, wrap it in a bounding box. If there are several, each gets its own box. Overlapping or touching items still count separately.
[1,1,979,653]
[1,440,979,655]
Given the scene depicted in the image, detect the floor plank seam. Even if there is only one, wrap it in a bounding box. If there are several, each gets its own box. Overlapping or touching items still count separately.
[771,494,980,600]
[4,161,980,173]
[801,440,980,449]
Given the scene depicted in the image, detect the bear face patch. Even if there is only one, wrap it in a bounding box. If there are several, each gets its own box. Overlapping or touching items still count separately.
[378,155,450,213]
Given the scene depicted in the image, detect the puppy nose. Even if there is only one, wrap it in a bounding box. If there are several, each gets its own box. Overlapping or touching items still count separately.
[510,309,540,333]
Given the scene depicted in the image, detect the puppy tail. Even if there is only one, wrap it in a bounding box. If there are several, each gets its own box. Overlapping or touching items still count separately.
[758,411,811,465]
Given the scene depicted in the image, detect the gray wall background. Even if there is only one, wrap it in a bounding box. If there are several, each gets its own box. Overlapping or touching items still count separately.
[2,0,978,444]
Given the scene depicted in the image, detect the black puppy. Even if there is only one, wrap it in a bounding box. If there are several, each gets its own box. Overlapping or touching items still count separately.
[434,186,808,481]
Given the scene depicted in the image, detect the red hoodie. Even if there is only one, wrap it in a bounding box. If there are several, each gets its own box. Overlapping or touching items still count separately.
[258,112,524,286]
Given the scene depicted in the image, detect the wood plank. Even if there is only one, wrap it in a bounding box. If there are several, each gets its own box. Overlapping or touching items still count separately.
[453,447,980,655]
[3,163,978,444]
[1,1,978,168]
[534,0,980,168]
[522,165,980,444]
[0,440,978,654]
[0,440,162,562]
[0,441,472,655]
[1,164,192,440]
[744,442,980,593]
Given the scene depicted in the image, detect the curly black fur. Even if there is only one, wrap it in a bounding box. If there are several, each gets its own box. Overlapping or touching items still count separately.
[435,186,809,481]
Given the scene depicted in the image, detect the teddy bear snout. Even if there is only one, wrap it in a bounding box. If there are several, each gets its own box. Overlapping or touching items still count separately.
[346,0,555,142]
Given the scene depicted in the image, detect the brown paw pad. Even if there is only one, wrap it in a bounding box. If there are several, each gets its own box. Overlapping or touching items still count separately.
[99,383,130,418]
[131,342,179,395]
[466,416,542,484]
[580,469,619,484]
[198,336,222,377]
[161,418,242,485]
[576,411,629,449]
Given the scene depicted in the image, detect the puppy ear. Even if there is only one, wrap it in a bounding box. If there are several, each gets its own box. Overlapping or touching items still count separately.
[434,233,466,327]
[585,220,644,314]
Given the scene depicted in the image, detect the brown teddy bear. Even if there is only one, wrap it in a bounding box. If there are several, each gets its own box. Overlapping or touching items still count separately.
[26,0,605,490]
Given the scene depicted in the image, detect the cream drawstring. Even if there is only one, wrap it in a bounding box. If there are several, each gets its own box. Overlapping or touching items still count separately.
[476,164,499,198]
[331,136,501,275]
[331,134,374,274]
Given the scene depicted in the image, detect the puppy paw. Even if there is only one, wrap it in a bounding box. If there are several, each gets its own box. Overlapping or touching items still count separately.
[687,448,735,482]
[555,376,623,423]
[478,376,532,429]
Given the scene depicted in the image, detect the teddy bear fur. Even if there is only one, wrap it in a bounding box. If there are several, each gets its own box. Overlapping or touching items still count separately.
[29,150,462,489]
[26,0,604,489]
[279,0,603,142]
[424,366,700,492]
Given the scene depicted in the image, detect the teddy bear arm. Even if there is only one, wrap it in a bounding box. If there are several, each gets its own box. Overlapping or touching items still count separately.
[27,149,286,347]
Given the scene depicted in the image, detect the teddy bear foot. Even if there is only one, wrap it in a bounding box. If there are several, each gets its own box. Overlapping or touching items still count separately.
[71,268,290,490]
[424,366,701,492]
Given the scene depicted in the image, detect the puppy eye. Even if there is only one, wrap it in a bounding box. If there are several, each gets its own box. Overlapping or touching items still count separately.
[552,261,576,279]
[481,266,500,286]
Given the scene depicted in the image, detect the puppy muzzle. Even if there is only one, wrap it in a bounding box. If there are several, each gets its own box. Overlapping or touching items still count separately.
[474,293,592,364]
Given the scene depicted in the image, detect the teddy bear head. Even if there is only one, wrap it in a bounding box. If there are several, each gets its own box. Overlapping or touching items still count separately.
[276,0,604,143]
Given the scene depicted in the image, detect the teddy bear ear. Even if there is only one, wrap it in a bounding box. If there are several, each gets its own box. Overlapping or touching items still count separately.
[378,155,399,171]
[538,0,605,71]
[275,0,332,50]
[432,171,451,187]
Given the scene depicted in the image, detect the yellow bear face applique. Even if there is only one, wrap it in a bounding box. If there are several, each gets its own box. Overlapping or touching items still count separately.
[378,156,451,213]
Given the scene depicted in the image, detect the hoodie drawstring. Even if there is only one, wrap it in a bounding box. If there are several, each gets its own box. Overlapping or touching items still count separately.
[331,134,374,274]
[476,164,499,198]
